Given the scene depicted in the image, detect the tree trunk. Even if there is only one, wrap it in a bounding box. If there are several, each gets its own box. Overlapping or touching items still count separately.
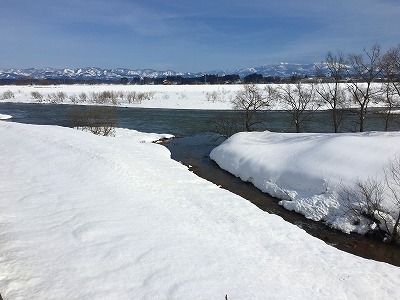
[332,108,338,133]
[390,212,400,243]
[359,105,365,132]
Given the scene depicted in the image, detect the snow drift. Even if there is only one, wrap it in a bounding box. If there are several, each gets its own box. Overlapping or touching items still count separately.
[1,122,400,298]
[210,131,400,235]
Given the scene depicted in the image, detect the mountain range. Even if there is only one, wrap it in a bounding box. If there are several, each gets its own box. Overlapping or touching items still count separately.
[0,63,329,81]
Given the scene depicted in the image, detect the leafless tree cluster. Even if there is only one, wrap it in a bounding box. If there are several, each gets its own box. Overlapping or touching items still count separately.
[340,157,400,244]
[205,88,229,103]
[319,44,400,132]
[225,44,400,135]
[315,51,348,132]
[30,91,44,102]
[124,91,156,104]
[276,82,320,133]
[89,91,119,105]
[0,90,14,100]
[46,91,67,103]
[212,113,242,138]
[68,106,117,137]
[28,90,157,105]
[347,44,383,132]
[379,46,400,130]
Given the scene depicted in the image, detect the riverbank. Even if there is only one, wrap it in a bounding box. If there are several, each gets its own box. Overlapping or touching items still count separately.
[1,122,399,298]
[163,135,400,266]
[0,83,392,110]
[210,131,400,242]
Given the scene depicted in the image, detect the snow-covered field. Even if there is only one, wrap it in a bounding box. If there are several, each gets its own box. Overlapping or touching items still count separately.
[210,131,400,238]
[1,121,400,299]
[0,84,240,110]
[0,83,391,110]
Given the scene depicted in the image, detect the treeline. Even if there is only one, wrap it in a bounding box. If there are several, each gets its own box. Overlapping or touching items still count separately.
[0,78,121,86]
[0,73,290,86]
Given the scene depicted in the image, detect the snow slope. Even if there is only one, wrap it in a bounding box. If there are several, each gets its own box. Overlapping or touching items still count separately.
[210,131,400,235]
[1,122,399,299]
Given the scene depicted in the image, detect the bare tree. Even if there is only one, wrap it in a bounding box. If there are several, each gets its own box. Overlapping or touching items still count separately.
[340,178,386,228]
[30,91,44,102]
[383,156,400,243]
[277,82,319,133]
[379,46,400,130]
[212,112,242,138]
[315,51,348,132]
[347,44,382,132]
[382,45,400,97]
[340,157,400,244]
[231,84,272,131]
[68,106,117,136]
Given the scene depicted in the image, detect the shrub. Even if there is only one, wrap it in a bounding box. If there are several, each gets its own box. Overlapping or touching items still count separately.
[46,91,67,103]
[31,91,44,102]
[68,106,117,137]
[1,90,15,100]
[125,91,155,104]
[205,91,222,102]
[68,94,78,104]
[231,84,271,131]
[340,157,400,244]
[79,92,87,103]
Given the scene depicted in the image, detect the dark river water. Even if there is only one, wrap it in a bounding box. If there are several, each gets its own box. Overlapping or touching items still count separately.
[1,102,400,266]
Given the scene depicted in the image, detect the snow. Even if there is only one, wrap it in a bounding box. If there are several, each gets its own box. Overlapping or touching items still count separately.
[0,83,390,110]
[1,83,400,297]
[210,131,400,235]
[1,121,399,299]
[0,84,241,110]
[0,113,12,120]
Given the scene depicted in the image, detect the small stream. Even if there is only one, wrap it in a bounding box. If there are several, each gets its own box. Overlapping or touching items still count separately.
[163,134,400,267]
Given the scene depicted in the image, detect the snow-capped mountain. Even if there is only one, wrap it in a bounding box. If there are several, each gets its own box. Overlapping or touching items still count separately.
[0,63,328,80]
[210,62,328,78]
[0,67,187,80]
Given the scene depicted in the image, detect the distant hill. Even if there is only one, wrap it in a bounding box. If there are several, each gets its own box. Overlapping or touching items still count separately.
[0,63,329,81]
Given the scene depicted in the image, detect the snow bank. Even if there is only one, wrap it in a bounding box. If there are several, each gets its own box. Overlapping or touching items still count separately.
[1,122,399,299]
[210,131,400,234]
[0,113,12,119]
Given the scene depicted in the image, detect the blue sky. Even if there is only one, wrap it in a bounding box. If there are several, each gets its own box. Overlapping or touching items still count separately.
[1,0,399,72]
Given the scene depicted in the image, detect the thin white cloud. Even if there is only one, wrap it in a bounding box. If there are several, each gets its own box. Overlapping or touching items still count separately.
[0,0,399,70]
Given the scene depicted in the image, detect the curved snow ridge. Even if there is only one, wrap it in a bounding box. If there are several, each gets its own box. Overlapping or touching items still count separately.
[0,113,12,120]
[210,130,400,229]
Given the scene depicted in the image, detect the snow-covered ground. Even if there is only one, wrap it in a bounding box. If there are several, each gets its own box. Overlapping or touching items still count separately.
[0,83,392,110]
[0,84,240,110]
[210,131,400,237]
[1,121,400,299]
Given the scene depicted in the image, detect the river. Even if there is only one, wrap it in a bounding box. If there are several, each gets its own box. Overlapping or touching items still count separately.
[1,102,400,266]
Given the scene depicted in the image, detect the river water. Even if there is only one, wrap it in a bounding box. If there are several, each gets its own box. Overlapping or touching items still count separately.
[1,102,400,266]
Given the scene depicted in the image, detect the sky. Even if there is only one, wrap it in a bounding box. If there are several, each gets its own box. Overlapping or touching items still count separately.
[0,0,399,72]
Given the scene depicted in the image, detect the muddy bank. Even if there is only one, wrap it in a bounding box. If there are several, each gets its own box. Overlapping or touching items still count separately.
[163,135,400,267]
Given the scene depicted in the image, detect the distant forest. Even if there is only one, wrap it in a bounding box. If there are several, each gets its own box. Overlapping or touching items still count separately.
[0,73,308,86]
